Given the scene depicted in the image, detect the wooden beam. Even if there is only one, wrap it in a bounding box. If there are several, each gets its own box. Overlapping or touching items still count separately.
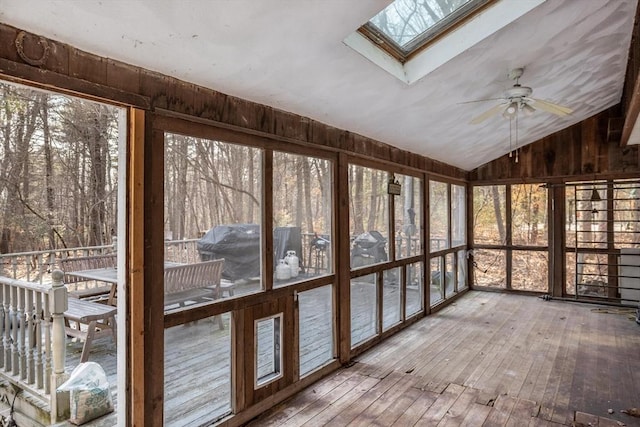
[128,108,146,426]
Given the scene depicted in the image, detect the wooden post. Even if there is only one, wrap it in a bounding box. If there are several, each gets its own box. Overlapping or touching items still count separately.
[49,269,69,422]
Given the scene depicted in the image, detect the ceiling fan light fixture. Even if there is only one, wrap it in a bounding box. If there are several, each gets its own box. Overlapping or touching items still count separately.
[503,102,518,119]
[522,103,535,116]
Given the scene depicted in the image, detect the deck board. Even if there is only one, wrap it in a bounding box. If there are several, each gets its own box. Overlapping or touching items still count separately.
[250,291,640,427]
[62,290,640,426]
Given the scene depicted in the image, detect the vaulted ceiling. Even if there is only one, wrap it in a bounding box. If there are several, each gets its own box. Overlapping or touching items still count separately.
[1,0,636,170]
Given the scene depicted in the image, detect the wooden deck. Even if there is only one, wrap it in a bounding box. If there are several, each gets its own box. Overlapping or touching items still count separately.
[250,291,640,426]
[58,290,640,426]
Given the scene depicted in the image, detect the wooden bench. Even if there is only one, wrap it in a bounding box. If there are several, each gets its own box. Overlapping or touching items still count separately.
[164,259,225,328]
[64,298,117,363]
[60,254,117,300]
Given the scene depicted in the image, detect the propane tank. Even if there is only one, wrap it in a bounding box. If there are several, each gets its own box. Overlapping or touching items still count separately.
[275,259,291,281]
[285,250,299,278]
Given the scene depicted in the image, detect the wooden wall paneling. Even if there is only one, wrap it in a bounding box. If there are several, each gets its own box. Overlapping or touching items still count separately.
[106,59,141,95]
[69,48,107,85]
[337,153,352,363]
[273,110,312,142]
[128,108,146,427]
[580,117,598,174]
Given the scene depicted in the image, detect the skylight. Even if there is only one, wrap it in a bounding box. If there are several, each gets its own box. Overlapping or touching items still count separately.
[364,0,492,59]
[344,0,545,85]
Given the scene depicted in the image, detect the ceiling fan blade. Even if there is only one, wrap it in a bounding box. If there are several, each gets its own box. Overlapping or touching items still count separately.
[470,103,507,124]
[529,98,573,116]
[458,97,505,105]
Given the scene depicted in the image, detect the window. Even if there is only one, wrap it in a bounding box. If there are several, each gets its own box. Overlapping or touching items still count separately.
[349,165,389,269]
[298,285,334,376]
[351,274,377,347]
[255,314,283,387]
[164,133,263,296]
[430,180,449,251]
[395,174,423,259]
[364,0,492,59]
[273,152,333,287]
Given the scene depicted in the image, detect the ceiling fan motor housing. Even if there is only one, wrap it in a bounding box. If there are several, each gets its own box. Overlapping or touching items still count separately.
[505,85,533,99]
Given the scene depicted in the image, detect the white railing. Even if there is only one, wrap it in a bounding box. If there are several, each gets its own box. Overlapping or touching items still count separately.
[0,270,69,422]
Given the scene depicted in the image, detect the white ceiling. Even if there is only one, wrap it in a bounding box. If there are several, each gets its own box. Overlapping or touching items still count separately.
[0,0,636,170]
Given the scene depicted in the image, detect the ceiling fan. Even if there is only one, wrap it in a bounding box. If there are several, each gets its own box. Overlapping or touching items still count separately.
[469,68,573,125]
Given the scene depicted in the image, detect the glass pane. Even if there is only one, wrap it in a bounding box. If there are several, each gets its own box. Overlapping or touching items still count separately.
[457,250,467,290]
[512,251,548,292]
[430,180,449,251]
[566,252,576,295]
[566,188,576,248]
[575,252,609,297]
[512,184,547,246]
[473,249,506,288]
[429,257,444,306]
[473,185,507,245]
[452,184,466,247]
[383,268,402,330]
[369,0,477,49]
[349,165,389,269]
[613,180,640,248]
[273,152,333,287]
[406,262,423,317]
[445,253,455,298]
[351,274,377,347]
[164,313,231,425]
[575,184,607,249]
[299,285,334,377]
[165,133,263,297]
[395,175,423,259]
[256,314,282,386]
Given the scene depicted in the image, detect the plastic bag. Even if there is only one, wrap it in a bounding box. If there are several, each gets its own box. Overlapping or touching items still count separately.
[58,362,114,425]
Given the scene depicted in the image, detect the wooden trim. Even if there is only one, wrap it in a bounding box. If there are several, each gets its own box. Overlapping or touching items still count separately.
[622,52,640,146]
[0,58,151,109]
[550,184,565,297]
[505,184,513,290]
[263,150,274,292]
[128,108,145,427]
[337,153,351,363]
[467,183,474,289]
[424,175,431,313]
[163,275,336,328]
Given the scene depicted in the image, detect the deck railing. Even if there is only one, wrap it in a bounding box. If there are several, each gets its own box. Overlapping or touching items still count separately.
[0,270,69,423]
[0,239,203,283]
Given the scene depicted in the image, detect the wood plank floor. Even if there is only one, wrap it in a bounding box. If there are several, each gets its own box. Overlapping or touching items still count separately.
[249,291,640,427]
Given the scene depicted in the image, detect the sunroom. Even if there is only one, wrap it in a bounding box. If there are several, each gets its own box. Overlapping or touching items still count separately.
[0,1,638,426]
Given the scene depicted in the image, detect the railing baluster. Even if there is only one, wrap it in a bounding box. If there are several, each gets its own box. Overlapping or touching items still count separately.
[11,285,18,376]
[43,290,51,395]
[17,286,26,380]
[35,292,43,390]
[26,289,34,384]
[3,283,10,371]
